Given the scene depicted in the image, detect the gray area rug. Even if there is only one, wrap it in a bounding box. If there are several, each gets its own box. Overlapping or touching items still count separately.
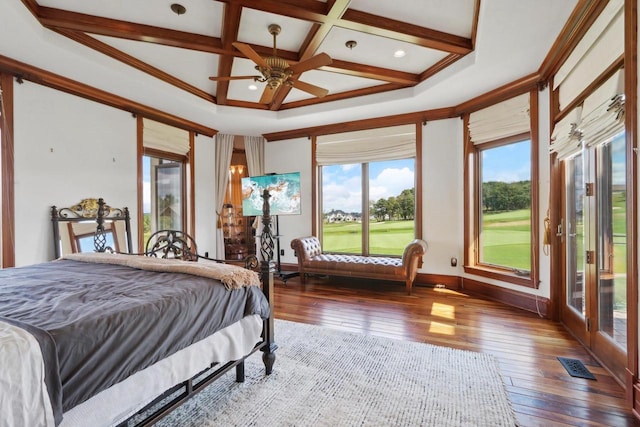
[157,319,517,426]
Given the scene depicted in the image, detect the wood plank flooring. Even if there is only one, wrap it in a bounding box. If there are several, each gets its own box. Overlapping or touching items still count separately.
[272,275,640,427]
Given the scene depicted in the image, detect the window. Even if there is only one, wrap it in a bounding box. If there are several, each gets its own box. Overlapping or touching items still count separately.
[139,118,193,248]
[478,137,531,271]
[143,154,185,243]
[465,91,538,287]
[316,125,419,257]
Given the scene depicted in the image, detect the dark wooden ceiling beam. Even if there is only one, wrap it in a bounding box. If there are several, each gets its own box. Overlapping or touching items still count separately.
[453,72,541,115]
[219,0,472,55]
[419,54,463,82]
[53,28,215,104]
[263,107,456,141]
[280,83,407,110]
[324,60,418,85]
[216,3,243,105]
[216,0,331,23]
[269,0,351,109]
[38,7,226,54]
[19,0,40,18]
[340,9,472,55]
[0,54,217,137]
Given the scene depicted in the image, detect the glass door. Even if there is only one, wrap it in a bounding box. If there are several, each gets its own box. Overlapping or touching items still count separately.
[560,132,627,382]
[592,134,627,380]
[562,150,590,345]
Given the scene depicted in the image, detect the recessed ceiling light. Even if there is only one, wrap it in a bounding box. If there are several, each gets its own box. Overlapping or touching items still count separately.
[394,49,406,58]
[248,84,258,91]
[170,4,186,15]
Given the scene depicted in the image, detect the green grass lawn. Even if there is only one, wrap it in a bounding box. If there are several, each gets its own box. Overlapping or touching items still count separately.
[322,201,627,310]
[323,220,414,255]
[481,209,531,270]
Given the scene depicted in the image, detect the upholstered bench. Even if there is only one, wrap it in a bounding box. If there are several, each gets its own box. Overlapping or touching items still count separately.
[290,236,427,294]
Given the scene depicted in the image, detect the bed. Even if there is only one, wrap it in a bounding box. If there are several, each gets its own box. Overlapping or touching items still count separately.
[1,198,277,427]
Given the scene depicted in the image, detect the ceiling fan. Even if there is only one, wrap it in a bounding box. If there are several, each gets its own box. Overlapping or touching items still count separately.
[210,24,333,104]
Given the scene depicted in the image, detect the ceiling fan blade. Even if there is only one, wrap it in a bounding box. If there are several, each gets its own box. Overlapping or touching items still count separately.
[288,53,332,74]
[259,86,277,104]
[292,80,329,98]
[232,42,270,70]
[209,75,260,81]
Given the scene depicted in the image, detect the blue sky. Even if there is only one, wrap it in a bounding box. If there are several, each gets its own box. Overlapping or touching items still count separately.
[481,140,531,183]
[322,158,415,213]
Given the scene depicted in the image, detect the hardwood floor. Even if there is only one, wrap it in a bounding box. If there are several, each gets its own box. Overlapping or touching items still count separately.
[272,275,640,427]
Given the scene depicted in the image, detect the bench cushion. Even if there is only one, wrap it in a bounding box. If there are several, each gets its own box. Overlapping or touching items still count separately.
[303,253,404,277]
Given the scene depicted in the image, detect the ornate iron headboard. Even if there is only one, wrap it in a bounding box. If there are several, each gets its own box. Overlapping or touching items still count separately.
[51,198,132,259]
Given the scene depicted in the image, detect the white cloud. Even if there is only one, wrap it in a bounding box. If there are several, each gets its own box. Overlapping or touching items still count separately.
[143,181,150,212]
[322,166,414,212]
[323,176,362,213]
[369,167,414,201]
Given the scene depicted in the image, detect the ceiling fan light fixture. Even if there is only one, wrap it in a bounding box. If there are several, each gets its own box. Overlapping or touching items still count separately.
[170,3,186,15]
[256,56,292,90]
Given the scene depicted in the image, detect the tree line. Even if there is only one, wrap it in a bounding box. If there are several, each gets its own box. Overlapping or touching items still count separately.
[371,188,414,221]
[482,180,530,212]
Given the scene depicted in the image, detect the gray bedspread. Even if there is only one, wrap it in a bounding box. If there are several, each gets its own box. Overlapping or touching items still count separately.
[0,259,270,425]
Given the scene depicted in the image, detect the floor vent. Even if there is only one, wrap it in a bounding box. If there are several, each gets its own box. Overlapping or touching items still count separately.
[557,357,596,380]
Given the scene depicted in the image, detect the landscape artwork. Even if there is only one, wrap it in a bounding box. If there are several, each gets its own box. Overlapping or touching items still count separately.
[241,172,301,216]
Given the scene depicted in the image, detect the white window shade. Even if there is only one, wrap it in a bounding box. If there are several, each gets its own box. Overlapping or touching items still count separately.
[143,118,190,156]
[468,92,530,145]
[554,0,623,111]
[550,106,583,160]
[316,125,415,165]
[581,69,625,148]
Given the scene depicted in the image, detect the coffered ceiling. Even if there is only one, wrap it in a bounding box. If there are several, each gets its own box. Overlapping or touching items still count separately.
[4,0,580,135]
[25,0,477,111]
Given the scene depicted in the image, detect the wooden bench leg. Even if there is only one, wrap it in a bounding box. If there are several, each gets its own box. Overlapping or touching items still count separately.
[406,278,412,295]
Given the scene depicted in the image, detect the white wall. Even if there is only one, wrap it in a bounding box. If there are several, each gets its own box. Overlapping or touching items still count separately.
[264,137,311,264]
[12,81,219,266]
[421,118,465,276]
[193,134,216,257]
[14,81,137,266]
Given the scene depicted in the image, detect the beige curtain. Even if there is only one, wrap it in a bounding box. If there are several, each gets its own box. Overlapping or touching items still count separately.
[215,134,234,258]
[244,136,265,177]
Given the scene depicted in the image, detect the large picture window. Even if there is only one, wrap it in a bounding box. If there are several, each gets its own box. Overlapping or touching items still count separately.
[316,125,419,257]
[321,158,415,256]
[465,91,538,287]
